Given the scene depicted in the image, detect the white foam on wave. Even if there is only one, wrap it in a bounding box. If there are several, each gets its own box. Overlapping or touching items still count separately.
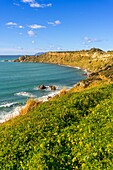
[0,60,12,62]
[7,60,12,62]
[0,60,5,62]
[0,106,22,124]
[15,92,37,98]
[38,90,60,102]
[0,91,59,123]
[34,84,72,102]
[0,102,18,108]
[0,85,72,124]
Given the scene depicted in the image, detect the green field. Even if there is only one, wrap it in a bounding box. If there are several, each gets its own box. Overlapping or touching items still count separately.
[0,83,113,169]
[1,48,113,169]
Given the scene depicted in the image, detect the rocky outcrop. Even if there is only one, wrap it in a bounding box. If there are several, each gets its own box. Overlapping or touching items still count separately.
[13,48,113,73]
[19,56,26,61]
[49,85,56,90]
[39,85,46,89]
[38,85,57,90]
[14,56,27,62]
[13,49,113,87]
[76,81,90,88]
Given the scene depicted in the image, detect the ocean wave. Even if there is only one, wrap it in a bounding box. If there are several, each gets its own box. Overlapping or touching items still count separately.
[7,60,12,62]
[0,102,18,108]
[15,92,37,98]
[0,87,69,124]
[0,91,59,123]
[0,60,11,62]
[0,106,22,124]
[38,90,60,102]
[0,60,5,62]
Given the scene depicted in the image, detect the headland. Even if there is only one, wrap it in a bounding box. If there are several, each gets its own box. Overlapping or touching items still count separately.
[1,48,113,169]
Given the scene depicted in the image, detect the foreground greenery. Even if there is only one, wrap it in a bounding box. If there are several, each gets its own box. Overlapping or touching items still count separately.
[1,48,113,169]
[0,83,113,169]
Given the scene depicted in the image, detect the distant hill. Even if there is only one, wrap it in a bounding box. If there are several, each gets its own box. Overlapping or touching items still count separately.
[35,52,45,56]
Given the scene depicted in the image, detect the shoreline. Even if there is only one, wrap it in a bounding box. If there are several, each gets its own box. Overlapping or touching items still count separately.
[0,88,68,124]
[57,63,90,76]
[0,62,89,124]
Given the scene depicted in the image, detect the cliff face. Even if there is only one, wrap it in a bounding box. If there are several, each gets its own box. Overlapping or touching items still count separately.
[14,48,113,73]
[14,48,113,88]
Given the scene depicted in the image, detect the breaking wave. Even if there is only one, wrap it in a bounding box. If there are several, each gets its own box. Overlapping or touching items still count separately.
[15,92,37,98]
[0,106,22,124]
[0,102,18,108]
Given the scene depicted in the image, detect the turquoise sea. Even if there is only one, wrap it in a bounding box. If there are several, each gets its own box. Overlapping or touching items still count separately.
[0,55,87,123]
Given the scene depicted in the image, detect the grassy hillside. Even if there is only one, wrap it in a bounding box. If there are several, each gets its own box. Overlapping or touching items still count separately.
[14,48,113,72]
[0,48,113,169]
[0,83,113,169]
[14,48,113,87]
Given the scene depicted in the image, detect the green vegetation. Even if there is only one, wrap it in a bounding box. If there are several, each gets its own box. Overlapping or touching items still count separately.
[14,48,113,87]
[0,83,113,169]
[14,48,113,73]
[1,48,113,169]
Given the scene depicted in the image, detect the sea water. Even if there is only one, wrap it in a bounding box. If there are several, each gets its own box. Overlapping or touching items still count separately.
[0,55,87,123]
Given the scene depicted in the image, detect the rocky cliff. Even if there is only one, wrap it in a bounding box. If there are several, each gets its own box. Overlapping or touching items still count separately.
[14,48,113,88]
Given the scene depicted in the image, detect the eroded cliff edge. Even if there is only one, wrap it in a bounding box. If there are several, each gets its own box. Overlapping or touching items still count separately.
[14,48,113,89]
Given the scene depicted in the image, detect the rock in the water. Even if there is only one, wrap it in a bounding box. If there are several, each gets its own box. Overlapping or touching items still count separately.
[39,85,46,89]
[19,56,26,61]
[49,85,56,90]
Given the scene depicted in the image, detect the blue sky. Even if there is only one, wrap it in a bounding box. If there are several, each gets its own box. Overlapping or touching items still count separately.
[0,0,113,54]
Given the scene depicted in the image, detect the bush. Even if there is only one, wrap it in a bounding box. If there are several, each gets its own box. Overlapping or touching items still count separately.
[0,84,113,169]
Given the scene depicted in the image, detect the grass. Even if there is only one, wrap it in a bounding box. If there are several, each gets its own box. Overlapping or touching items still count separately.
[0,83,113,169]
[20,98,42,115]
[1,48,113,169]
[15,48,113,73]
[57,88,67,97]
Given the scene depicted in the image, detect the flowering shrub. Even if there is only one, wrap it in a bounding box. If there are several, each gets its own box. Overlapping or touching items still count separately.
[0,84,113,169]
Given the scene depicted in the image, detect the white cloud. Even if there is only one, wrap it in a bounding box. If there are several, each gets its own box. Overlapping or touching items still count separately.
[32,40,35,44]
[21,0,34,3]
[54,20,61,25]
[84,36,96,43]
[49,44,63,51]
[18,25,24,29]
[30,2,52,8]
[30,3,42,8]
[21,0,52,8]
[83,36,102,45]
[13,3,21,6]
[6,22,17,26]
[27,30,36,37]
[6,22,24,29]
[48,20,61,26]
[29,24,46,29]
[46,3,52,7]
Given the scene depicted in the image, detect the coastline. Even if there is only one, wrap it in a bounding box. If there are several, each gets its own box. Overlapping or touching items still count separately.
[1,50,113,169]
[57,63,90,76]
[0,62,88,124]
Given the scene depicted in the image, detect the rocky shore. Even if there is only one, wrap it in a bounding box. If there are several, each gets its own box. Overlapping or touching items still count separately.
[14,48,113,89]
[1,48,113,169]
